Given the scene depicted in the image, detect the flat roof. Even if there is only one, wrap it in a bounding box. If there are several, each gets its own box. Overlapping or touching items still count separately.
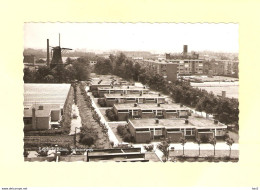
[98,85,149,91]
[24,104,60,117]
[114,103,189,110]
[24,83,71,106]
[104,93,166,98]
[129,117,226,129]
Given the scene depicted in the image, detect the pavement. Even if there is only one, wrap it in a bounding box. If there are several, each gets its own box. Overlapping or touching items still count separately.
[69,104,82,135]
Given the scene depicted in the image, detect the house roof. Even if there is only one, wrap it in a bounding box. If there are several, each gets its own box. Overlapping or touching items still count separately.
[104,93,166,99]
[97,85,149,91]
[24,83,71,107]
[114,103,189,111]
[24,104,60,118]
[129,117,226,129]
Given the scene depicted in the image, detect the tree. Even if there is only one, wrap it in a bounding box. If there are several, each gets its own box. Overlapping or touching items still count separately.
[209,137,217,156]
[23,68,36,83]
[157,139,171,162]
[226,138,234,157]
[196,138,202,156]
[180,137,187,156]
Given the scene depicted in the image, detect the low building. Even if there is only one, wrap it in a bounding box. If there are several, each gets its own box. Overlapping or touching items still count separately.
[97,85,149,97]
[24,83,73,130]
[128,117,227,143]
[24,104,62,130]
[104,93,166,107]
[113,103,189,121]
[87,148,150,162]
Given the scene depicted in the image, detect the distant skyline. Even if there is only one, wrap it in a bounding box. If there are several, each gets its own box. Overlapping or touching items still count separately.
[24,23,239,54]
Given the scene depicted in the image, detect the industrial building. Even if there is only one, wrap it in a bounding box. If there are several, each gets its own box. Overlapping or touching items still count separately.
[113,103,189,121]
[128,117,227,143]
[23,83,72,130]
[104,93,166,107]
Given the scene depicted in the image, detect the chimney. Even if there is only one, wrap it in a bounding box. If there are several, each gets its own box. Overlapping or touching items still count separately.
[155,119,159,124]
[127,86,129,89]
[143,86,146,89]
[222,91,226,98]
[139,93,142,96]
[47,39,50,67]
[185,119,189,124]
[134,103,138,107]
[214,120,219,124]
[180,104,183,107]
[183,45,188,55]
[38,105,43,110]
[121,93,123,96]
[32,107,36,129]
[157,103,160,107]
[158,93,161,96]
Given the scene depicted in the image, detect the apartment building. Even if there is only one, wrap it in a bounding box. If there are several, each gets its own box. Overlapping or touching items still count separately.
[104,93,166,107]
[113,103,189,121]
[128,117,227,143]
[97,85,149,97]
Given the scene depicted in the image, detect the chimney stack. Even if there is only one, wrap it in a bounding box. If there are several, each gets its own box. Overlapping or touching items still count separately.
[157,103,160,107]
[185,119,189,124]
[134,103,138,107]
[214,120,219,124]
[183,45,188,55]
[222,91,226,98]
[32,107,36,129]
[47,39,50,67]
[180,104,183,107]
[155,118,159,124]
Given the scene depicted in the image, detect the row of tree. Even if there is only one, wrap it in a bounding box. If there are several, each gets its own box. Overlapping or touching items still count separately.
[94,53,239,127]
[24,57,90,83]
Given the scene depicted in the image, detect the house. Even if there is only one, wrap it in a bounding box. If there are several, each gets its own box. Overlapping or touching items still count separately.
[23,104,62,130]
[128,117,227,143]
[24,83,73,130]
[97,85,149,97]
[104,93,166,107]
[113,103,189,121]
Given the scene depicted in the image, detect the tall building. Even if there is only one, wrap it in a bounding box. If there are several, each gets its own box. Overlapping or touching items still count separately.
[140,59,178,82]
[166,45,204,75]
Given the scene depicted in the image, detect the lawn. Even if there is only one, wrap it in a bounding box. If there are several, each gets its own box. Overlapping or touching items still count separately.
[108,122,127,143]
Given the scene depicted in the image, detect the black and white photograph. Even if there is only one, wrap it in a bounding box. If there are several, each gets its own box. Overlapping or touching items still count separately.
[23,23,239,162]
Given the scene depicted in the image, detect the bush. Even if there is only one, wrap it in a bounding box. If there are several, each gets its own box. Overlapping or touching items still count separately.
[98,98,107,107]
[144,144,154,152]
[117,125,128,136]
[117,125,134,142]
[201,135,209,143]
[106,108,118,121]
[79,135,94,146]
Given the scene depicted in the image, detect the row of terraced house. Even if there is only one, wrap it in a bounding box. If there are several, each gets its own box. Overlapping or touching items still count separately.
[90,75,228,144]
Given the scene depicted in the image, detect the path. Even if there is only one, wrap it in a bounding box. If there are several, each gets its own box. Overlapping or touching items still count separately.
[85,86,119,146]
[69,103,81,135]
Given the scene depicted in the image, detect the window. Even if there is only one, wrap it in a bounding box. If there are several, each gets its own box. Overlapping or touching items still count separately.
[142,110,153,113]
[166,110,177,113]
[118,110,129,113]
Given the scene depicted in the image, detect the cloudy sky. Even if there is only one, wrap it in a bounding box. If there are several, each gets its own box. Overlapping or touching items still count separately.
[24,23,239,53]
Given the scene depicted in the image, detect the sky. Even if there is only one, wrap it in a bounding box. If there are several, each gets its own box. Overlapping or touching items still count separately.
[24,23,239,53]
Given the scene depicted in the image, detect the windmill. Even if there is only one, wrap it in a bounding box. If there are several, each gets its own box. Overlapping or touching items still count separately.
[47,33,72,68]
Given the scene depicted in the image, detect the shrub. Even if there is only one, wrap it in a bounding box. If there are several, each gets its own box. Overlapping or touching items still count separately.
[98,98,107,107]
[144,144,154,152]
[80,136,94,146]
[201,135,209,143]
[106,109,118,121]
[224,132,230,140]
[117,125,128,136]
[110,141,114,147]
